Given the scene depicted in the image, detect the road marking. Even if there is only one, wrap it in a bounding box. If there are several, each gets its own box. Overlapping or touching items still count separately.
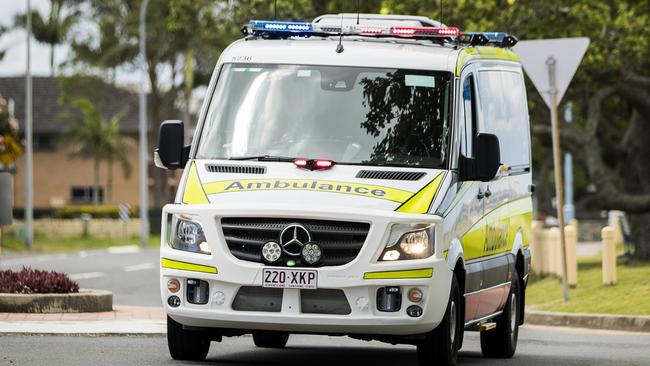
[69,272,105,280]
[108,245,140,254]
[124,263,155,272]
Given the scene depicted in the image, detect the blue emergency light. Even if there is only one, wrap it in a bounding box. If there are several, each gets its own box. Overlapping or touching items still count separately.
[249,20,313,33]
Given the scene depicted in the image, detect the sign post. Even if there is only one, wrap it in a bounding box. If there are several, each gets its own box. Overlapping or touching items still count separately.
[515,38,590,302]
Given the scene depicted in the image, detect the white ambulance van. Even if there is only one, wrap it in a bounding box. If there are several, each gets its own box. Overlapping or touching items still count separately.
[155,14,533,366]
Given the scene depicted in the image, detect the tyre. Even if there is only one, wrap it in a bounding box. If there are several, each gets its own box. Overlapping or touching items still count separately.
[167,316,211,361]
[252,331,290,348]
[480,268,521,358]
[417,275,462,366]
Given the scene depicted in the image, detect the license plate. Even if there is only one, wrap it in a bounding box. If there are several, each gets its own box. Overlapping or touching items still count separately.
[262,268,318,289]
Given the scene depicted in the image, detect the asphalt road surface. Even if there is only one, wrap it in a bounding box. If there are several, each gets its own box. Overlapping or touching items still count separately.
[2,326,650,366]
[0,246,161,306]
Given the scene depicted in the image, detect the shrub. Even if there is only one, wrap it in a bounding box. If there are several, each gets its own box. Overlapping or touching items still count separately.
[54,205,137,219]
[0,267,79,294]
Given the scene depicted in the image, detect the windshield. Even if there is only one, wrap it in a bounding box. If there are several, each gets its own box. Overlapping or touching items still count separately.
[196,64,452,168]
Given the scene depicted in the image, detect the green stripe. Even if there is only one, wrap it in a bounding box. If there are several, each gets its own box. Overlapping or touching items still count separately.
[161,258,218,274]
[364,268,433,279]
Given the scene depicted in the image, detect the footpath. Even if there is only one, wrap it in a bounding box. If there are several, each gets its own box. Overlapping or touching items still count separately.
[0,305,165,335]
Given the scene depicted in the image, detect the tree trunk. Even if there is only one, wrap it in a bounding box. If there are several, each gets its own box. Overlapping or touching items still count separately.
[50,45,55,76]
[107,158,113,204]
[93,157,100,205]
[627,213,650,261]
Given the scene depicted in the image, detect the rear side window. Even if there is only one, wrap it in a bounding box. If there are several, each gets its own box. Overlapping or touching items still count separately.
[476,71,530,168]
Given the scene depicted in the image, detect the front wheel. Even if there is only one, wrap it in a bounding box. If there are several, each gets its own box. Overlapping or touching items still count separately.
[167,316,211,361]
[417,275,462,366]
[480,268,521,358]
[252,331,290,348]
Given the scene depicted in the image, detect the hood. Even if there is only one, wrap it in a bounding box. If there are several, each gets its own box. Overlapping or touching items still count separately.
[179,159,447,214]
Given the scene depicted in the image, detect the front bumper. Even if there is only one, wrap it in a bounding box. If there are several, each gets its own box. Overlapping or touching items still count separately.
[160,203,451,336]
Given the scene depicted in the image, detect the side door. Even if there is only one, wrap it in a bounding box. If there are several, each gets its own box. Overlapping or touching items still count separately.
[457,66,487,323]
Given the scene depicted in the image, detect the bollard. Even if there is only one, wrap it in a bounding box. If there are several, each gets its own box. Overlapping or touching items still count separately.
[548,227,561,276]
[531,221,544,276]
[564,225,578,288]
[602,226,617,285]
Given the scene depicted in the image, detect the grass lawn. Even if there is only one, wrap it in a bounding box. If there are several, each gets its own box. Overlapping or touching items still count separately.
[527,254,650,316]
[0,234,161,254]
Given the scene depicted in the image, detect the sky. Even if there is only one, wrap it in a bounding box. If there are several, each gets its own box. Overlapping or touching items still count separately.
[0,0,70,77]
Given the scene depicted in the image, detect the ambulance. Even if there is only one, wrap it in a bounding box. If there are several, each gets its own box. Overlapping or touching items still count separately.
[155,13,533,366]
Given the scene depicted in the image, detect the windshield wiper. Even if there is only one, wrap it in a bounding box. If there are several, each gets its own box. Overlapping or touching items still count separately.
[228,155,295,162]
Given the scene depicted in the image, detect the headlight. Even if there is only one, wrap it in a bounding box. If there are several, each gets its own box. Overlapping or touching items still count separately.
[380,224,434,261]
[169,214,210,254]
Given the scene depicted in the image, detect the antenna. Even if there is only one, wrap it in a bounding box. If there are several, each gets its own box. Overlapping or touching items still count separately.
[439,0,443,25]
[356,0,360,25]
[336,13,344,53]
[274,0,277,20]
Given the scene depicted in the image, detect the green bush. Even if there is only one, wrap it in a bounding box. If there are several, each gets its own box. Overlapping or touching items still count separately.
[54,205,137,219]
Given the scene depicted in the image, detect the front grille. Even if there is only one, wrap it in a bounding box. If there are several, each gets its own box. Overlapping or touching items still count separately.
[301,289,351,315]
[221,218,370,267]
[232,286,282,312]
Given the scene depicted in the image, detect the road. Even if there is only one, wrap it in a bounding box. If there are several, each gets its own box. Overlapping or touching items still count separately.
[1,326,649,366]
[0,246,161,306]
[2,248,650,365]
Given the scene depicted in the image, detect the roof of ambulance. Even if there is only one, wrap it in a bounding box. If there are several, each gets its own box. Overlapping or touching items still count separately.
[219,37,460,73]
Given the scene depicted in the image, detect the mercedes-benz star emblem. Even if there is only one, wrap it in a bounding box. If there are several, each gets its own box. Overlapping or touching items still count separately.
[279,224,311,256]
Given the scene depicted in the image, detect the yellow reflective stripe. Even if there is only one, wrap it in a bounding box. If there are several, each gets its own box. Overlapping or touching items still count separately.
[161,258,217,274]
[461,197,533,260]
[182,161,209,204]
[395,173,445,214]
[201,179,414,203]
[456,47,520,76]
[363,268,433,279]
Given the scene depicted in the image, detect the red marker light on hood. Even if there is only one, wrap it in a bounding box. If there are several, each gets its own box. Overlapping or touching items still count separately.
[293,159,335,170]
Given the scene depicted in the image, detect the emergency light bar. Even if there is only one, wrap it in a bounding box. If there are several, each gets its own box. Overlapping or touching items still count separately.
[245,20,517,48]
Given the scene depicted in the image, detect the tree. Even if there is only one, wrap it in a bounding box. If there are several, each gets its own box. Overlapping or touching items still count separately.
[14,0,81,75]
[61,97,131,205]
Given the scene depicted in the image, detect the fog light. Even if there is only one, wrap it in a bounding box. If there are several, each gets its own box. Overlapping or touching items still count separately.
[167,279,181,293]
[407,305,423,317]
[262,241,282,264]
[186,279,209,305]
[408,288,423,303]
[377,286,401,312]
[168,295,181,307]
[382,250,401,261]
[301,243,322,265]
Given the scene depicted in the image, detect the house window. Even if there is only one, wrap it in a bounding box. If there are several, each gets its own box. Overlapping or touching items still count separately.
[70,187,103,204]
[33,134,57,152]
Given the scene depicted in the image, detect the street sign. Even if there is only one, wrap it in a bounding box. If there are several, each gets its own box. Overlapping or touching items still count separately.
[514,38,589,108]
[514,38,590,302]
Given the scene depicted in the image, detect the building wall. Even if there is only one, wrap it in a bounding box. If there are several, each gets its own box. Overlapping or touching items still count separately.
[12,137,141,208]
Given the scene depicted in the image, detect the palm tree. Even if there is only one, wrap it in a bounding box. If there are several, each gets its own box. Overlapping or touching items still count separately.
[61,97,131,205]
[14,0,80,75]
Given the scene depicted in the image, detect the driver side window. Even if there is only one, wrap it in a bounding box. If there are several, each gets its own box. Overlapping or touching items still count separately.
[460,75,476,158]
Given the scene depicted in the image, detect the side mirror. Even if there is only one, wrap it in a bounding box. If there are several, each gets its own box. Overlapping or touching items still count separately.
[458,133,501,182]
[154,120,190,170]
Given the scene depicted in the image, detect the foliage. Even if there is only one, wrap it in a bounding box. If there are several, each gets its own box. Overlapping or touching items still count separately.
[0,95,22,169]
[54,205,136,219]
[13,0,82,74]
[59,97,132,205]
[0,267,79,294]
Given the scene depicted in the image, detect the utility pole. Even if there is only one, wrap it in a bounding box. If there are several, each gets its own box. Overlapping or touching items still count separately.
[25,0,34,249]
[546,57,570,302]
[138,0,151,248]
